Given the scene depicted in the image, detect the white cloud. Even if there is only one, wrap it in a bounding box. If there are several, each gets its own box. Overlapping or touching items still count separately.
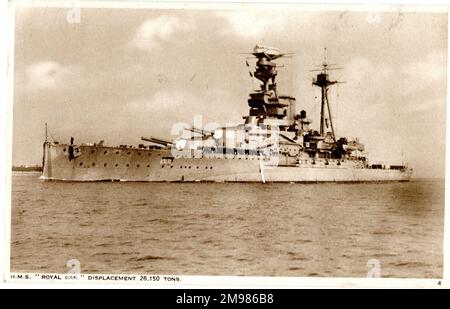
[216,10,291,39]
[366,11,382,24]
[126,88,245,132]
[131,16,194,50]
[403,52,446,83]
[129,90,188,111]
[25,61,74,89]
[405,98,445,113]
[345,57,393,86]
[129,88,241,117]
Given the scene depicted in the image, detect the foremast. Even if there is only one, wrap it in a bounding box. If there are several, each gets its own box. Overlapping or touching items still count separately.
[246,45,296,128]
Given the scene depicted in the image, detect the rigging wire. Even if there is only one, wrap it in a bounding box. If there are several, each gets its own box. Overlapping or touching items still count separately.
[325,88,336,143]
[311,84,318,127]
[46,124,56,142]
[335,84,339,137]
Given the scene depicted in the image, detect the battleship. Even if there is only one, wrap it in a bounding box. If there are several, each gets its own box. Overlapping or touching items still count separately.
[41,45,412,182]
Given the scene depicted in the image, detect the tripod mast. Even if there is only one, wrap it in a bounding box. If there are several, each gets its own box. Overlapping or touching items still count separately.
[312,49,341,142]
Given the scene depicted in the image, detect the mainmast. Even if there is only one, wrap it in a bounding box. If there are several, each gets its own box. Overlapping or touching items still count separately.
[312,49,342,142]
[45,123,48,142]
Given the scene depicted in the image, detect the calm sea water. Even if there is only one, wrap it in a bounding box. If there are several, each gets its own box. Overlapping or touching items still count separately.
[10,173,444,278]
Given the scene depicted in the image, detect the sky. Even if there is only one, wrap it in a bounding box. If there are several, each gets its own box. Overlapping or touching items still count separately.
[11,5,447,178]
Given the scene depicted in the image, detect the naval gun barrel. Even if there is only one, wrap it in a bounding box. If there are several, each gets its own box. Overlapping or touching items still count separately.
[186,126,225,140]
[186,127,213,136]
[141,136,173,147]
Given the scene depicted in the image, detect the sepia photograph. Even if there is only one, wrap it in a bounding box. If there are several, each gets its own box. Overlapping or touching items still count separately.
[5,0,448,286]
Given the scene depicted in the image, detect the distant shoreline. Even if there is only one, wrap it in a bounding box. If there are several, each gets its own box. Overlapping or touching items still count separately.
[12,166,43,172]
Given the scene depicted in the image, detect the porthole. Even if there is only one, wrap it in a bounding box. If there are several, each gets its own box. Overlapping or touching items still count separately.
[138,153,141,156]
[188,166,191,169]
[126,164,129,167]
[148,153,151,156]
[137,164,140,167]
[63,148,66,152]
[104,163,107,167]
[116,151,119,154]
[79,162,83,166]
[147,165,150,168]
[170,166,173,168]
[104,150,107,154]
[115,164,118,167]
[196,166,199,169]
[205,166,208,169]
[91,150,94,154]
[210,166,213,169]
[127,152,131,155]
[92,163,95,166]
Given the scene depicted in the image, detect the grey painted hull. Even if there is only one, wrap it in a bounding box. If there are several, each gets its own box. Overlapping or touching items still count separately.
[41,143,413,182]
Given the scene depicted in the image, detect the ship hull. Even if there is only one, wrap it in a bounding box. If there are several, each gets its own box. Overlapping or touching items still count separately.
[41,143,412,182]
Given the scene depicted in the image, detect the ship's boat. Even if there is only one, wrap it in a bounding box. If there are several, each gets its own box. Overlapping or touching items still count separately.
[40,45,413,182]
